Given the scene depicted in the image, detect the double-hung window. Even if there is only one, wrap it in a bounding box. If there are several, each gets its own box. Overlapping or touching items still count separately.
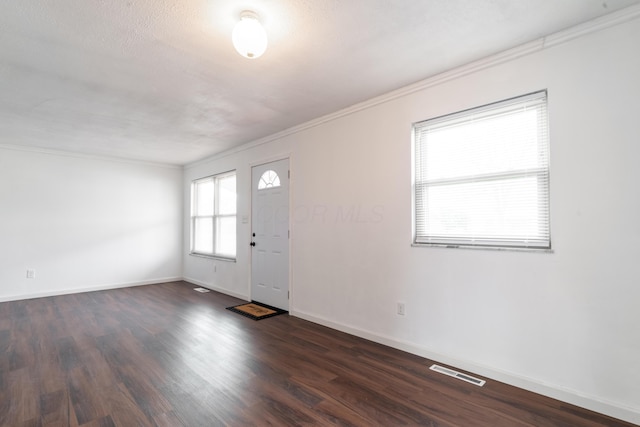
[413,91,550,249]
[191,171,237,259]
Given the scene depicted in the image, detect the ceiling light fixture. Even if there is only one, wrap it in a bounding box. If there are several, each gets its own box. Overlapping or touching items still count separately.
[232,10,268,59]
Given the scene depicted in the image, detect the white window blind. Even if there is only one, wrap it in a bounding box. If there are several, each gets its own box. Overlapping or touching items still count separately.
[191,172,237,259]
[413,91,550,249]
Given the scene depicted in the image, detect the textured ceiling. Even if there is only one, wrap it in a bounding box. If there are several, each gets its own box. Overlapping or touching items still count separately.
[1,0,639,165]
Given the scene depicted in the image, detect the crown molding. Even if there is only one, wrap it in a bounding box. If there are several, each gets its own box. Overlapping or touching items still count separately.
[544,2,640,48]
[0,143,182,170]
[187,3,640,169]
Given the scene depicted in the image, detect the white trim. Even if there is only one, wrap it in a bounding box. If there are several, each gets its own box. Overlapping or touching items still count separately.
[188,252,237,262]
[2,276,637,423]
[0,277,183,303]
[290,309,640,425]
[185,42,542,168]
[411,242,554,253]
[543,3,640,48]
[288,153,295,313]
[248,153,292,168]
[0,143,182,170]
[182,277,248,301]
[0,276,250,305]
[186,4,640,169]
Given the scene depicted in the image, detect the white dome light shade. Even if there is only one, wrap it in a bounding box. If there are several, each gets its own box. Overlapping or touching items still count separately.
[232,11,268,59]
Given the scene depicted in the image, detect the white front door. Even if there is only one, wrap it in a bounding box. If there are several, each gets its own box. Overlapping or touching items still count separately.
[251,159,289,311]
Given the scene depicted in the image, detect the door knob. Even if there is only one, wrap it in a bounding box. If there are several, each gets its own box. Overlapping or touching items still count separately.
[250,242,256,247]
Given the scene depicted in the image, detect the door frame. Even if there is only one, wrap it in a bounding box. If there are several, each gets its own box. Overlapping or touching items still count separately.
[248,154,293,311]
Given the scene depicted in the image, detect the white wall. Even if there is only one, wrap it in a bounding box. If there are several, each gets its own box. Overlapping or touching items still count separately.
[0,147,183,301]
[183,14,640,423]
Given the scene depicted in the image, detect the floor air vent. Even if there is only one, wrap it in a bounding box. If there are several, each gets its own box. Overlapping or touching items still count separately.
[429,364,486,387]
[193,287,210,293]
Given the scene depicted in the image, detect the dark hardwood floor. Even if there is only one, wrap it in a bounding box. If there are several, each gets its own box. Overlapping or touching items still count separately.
[0,281,634,426]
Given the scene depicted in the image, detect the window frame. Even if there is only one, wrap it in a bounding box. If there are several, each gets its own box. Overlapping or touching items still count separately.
[412,91,551,251]
[190,170,237,261]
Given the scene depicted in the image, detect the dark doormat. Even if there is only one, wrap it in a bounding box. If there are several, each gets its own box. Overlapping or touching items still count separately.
[226,301,287,321]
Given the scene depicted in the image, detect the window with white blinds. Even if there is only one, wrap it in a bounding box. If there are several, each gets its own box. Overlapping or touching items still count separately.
[413,91,550,249]
[191,171,237,259]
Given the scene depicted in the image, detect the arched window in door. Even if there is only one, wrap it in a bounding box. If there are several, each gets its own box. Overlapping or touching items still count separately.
[258,170,280,190]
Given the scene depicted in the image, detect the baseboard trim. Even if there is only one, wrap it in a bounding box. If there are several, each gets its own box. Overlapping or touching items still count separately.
[4,281,636,423]
[0,277,183,303]
[182,277,248,301]
[291,309,640,425]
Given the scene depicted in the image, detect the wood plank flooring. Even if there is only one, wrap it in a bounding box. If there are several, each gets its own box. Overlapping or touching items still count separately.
[0,281,634,426]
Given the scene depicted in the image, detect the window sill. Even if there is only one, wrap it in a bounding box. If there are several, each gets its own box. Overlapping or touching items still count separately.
[189,252,237,262]
[411,243,553,253]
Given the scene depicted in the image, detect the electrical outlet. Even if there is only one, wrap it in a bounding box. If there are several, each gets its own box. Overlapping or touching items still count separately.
[26,269,35,279]
[397,302,405,316]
